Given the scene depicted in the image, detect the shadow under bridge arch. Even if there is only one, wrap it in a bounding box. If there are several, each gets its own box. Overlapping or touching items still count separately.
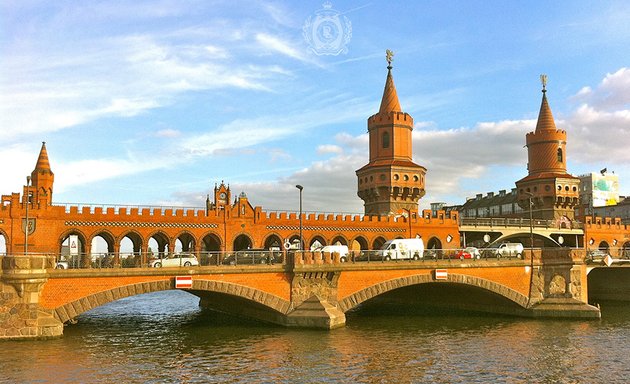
[51,279,291,326]
[337,273,529,315]
[188,279,291,326]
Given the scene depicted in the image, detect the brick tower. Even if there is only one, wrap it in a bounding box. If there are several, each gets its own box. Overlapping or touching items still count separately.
[356,51,426,216]
[24,141,54,206]
[515,75,579,221]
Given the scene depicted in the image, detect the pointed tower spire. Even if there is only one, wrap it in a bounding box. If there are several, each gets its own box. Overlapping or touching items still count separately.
[535,74,557,132]
[356,50,426,216]
[379,49,402,114]
[33,142,52,174]
[515,75,579,220]
[29,141,55,205]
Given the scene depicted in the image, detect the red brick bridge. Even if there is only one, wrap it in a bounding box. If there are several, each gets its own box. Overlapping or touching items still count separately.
[1,249,606,340]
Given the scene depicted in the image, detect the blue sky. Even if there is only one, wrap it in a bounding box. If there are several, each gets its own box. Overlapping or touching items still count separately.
[2,1,629,214]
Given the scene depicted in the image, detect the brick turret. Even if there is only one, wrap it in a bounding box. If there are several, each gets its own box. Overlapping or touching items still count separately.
[356,52,426,216]
[25,142,54,206]
[515,76,579,221]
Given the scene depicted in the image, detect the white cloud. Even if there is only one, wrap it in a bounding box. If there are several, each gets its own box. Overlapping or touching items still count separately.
[0,29,289,142]
[155,129,181,138]
[254,33,313,64]
[317,144,343,155]
[198,67,630,212]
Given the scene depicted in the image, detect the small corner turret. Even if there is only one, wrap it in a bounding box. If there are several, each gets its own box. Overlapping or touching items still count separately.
[24,142,54,206]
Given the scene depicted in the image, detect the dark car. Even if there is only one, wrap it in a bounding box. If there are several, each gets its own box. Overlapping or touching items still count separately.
[222,249,282,265]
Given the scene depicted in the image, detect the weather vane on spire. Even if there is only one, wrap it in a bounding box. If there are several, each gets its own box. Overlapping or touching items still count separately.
[386,49,394,68]
[540,74,548,91]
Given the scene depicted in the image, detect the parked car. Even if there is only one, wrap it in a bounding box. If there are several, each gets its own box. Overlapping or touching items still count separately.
[222,249,281,265]
[150,254,199,268]
[455,247,481,260]
[496,242,524,258]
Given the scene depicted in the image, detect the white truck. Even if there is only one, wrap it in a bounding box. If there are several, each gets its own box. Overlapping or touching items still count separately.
[378,238,425,261]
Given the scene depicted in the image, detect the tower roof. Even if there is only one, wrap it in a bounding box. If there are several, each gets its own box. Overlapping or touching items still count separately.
[378,65,402,114]
[535,86,557,132]
[33,141,53,174]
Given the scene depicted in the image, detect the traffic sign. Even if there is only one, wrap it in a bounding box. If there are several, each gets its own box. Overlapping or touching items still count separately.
[434,269,448,280]
[175,276,193,289]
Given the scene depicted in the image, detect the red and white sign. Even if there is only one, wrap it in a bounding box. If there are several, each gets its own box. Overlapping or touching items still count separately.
[175,276,193,289]
[434,269,448,280]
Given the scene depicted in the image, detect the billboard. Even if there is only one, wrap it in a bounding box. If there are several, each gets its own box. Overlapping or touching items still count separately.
[592,173,619,207]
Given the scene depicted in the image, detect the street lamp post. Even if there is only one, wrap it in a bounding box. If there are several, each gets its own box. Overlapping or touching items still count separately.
[524,191,535,306]
[296,185,303,251]
[25,176,31,255]
[524,192,535,267]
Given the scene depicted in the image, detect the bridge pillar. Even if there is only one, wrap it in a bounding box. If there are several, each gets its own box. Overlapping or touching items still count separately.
[286,269,346,329]
[527,249,600,318]
[0,255,63,339]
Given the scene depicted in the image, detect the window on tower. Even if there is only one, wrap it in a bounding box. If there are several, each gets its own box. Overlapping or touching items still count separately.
[382,132,390,148]
[557,148,563,162]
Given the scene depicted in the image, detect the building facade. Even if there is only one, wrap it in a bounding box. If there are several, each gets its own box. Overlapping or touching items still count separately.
[0,59,460,261]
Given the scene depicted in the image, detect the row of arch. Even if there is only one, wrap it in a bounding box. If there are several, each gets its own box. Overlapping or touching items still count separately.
[0,228,445,258]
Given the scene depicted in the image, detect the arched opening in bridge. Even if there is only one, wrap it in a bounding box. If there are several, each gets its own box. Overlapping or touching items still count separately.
[587,267,630,303]
[372,236,386,250]
[91,233,114,268]
[426,237,442,258]
[119,235,138,267]
[288,234,301,249]
[233,234,253,251]
[622,242,630,259]
[148,232,169,258]
[598,241,610,253]
[120,232,142,262]
[201,233,221,265]
[331,236,348,246]
[349,283,527,319]
[309,236,326,250]
[263,234,282,251]
[59,232,86,268]
[201,233,221,252]
[0,231,7,255]
[351,236,368,251]
[176,232,195,254]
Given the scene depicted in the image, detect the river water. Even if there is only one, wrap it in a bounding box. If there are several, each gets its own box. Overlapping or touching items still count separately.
[1,290,629,383]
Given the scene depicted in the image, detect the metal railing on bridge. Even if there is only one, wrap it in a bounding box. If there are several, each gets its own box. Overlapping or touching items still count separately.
[459,217,583,230]
[1,247,542,272]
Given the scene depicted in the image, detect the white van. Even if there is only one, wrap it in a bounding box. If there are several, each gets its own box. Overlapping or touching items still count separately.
[318,245,350,262]
[378,238,425,261]
[495,242,524,258]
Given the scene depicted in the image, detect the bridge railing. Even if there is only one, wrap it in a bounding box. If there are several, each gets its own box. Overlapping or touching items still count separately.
[14,247,619,272]
[460,217,583,230]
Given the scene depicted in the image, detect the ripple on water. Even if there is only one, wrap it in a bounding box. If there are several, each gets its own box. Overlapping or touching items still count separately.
[2,292,630,383]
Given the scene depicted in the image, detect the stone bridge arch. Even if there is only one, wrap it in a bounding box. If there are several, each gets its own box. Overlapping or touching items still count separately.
[52,279,290,324]
[492,232,560,247]
[338,273,529,312]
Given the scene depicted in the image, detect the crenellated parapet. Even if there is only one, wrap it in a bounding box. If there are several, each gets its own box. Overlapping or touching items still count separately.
[367,110,413,126]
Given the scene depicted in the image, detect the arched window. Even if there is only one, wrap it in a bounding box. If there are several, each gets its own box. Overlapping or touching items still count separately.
[557,148,563,162]
[382,132,390,149]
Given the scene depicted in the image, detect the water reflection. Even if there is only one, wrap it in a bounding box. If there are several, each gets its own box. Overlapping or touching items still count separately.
[1,291,629,383]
